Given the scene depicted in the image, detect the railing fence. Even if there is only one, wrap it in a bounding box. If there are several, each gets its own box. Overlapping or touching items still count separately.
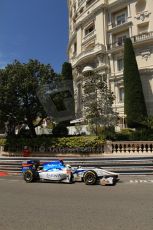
[1,141,153,157]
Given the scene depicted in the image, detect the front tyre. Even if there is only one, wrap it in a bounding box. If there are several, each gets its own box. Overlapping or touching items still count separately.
[23,170,35,183]
[83,171,97,185]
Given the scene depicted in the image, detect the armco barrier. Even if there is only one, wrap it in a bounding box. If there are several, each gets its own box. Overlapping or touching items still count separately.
[0,156,153,175]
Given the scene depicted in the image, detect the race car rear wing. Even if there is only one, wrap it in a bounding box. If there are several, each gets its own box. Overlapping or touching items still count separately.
[22,160,40,173]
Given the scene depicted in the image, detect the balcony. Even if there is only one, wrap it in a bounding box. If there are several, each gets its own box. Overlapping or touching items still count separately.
[132,31,153,43]
[71,43,106,66]
[112,21,126,28]
[75,0,106,27]
[108,20,132,33]
[107,31,153,51]
[107,40,125,51]
[82,30,96,44]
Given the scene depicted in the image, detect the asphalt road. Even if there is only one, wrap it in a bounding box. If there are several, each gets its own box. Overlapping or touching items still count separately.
[0,175,153,230]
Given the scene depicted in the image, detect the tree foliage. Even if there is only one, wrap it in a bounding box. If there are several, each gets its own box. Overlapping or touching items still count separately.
[61,62,73,80]
[83,72,117,135]
[52,124,68,137]
[0,59,56,136]
[141,116,153,130]
[123,38,147,128]
[58,61,75,124]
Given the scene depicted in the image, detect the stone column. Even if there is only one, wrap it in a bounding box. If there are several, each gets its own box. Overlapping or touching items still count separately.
[104,141,113,154]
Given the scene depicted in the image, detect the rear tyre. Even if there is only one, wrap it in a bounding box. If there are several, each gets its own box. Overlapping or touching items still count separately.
[69,173,74,184]
[33,160,40,170]
[83,171,97,185]
[23,170,35,183]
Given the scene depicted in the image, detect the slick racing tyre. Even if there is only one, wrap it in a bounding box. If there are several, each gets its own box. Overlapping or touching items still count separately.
[33,160,40,170]
[23,170,36,183]
[69,173,74,184]
[83,170,97,185]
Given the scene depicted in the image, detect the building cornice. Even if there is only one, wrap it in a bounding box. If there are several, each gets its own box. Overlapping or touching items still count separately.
[108,0,135,9]
[139,66,153,75]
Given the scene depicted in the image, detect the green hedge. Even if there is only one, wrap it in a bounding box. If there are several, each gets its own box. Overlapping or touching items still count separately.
[115,128,153,141]
[1,130,152,148]
[0,136,105,148]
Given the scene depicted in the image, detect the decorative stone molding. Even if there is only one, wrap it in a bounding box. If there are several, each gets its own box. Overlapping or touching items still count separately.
[114,79,124,87]
[96,54,104,66]
[135,11,151,21]
[74,88,78,97]
[139,67,153,75]
[76,65,83,73]
[72,68,78,79]
[140,50,151,60]
[71,43,106,67]
[75,2,107,30]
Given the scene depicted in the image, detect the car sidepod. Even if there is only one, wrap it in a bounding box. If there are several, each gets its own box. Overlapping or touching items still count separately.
[38,168,73,183]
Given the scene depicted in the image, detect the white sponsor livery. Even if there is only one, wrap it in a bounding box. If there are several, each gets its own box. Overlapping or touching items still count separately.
[22,160,119,185]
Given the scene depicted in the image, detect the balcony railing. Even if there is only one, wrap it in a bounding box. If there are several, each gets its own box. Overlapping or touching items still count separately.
[107,40,125,50]
[71,43,106,66]
[107,31,153,50]
[132,31,153,43]
[112,141,153,154]
[82,30,96,42]
[112,19,128,28]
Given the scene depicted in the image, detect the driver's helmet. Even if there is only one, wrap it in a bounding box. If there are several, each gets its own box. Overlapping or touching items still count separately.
[66,164,71,168]
[59,159,64,165]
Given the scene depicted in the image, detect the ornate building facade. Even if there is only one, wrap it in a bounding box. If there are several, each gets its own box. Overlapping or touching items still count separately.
[67,0,153,128]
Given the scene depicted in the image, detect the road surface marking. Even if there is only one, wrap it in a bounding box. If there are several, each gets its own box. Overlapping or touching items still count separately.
[130,179,153,183]
[0,172,8,176]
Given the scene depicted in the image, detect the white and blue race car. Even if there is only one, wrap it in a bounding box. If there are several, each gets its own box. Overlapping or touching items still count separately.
[22,160,119,185]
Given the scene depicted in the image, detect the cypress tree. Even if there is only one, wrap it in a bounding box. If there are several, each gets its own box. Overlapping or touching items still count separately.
[123,38,147,128]
[61,62,73,80]
[60,62,75,124]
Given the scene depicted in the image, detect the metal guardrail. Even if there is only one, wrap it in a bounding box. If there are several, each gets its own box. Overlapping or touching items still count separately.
[0,156,153,175]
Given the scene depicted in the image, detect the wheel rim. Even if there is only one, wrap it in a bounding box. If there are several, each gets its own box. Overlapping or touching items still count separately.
[25,172,32,181]
[87,174,95,183]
